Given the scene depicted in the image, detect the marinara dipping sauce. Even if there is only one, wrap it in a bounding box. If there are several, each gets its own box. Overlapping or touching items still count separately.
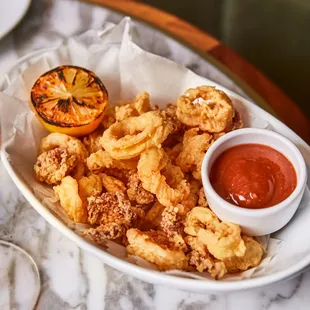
[209,144,297,209]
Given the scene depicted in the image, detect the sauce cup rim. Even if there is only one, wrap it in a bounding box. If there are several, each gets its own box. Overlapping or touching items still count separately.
[201,128,307,217]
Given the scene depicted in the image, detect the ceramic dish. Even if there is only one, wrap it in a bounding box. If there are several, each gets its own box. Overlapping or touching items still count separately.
[0,0,31,40]
[0,20,310,293]
[202,128,307,236]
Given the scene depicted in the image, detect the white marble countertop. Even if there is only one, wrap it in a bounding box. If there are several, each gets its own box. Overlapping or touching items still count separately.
[0,0,310,309]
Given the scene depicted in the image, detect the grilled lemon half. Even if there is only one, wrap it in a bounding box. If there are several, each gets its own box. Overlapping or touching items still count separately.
[31,65,108,137]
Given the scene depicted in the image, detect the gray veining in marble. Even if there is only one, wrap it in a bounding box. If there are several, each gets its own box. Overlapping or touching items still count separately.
[0,0,310,309]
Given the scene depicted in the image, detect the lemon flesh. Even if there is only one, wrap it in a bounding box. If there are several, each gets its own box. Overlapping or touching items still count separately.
[31,65,108,136]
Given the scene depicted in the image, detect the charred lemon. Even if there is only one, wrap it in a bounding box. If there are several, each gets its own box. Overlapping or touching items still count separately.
[31,65,108,137]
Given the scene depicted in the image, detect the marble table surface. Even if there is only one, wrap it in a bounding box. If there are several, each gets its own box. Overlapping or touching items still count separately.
[0,0,310,309]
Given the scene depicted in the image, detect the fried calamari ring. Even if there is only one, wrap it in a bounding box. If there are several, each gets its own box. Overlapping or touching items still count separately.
[223,235,264,273]
[176,128,213,180]
[40,133,88,179]
[184,207,246,260]
[115,92,151,121]
[54,176,88,223]
[86,149,138,174]
[176,86,234,133]
[100,111,173,160]
[185,236,227,278]
[34,147,78,185]
[137,148,190,207]
[101,173,126,193]
[126,228,188,271]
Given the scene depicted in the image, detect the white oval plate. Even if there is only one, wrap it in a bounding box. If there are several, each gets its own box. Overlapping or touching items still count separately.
[0,0,31,40]
[1,21,310,293]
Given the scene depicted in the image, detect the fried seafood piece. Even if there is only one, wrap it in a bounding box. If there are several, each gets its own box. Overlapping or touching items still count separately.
[160,204,184,235]
[159,179,201,235]
[82,128,103,154]
[85,192,144,241]
[86,222,127,242]
[100,111,173,160]
[181,178,201,212]
[54,176,88,223]
[142,201,166,230]
[176,86,235,133]
[115,92,151,121]
[86,149,138,174]
[101,173,126,192]
[184,207,246,260]
[39,133,88,179]
[176,128,213,180]
[223,236,264,273]
[101,106,116,129]
[164,143,183,163]
[185,236,227,278]
[213,111,243,141]
[161,104,184,133]
[78,174,103,198]
[126,228,188,271]
[198,188,208,207]
[225,111,243,132]
[127,173,154,205]
[34,147,78,185]
[138,148,190,207]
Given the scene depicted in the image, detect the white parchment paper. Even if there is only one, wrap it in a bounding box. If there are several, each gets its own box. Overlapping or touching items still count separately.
[1,18,309,281]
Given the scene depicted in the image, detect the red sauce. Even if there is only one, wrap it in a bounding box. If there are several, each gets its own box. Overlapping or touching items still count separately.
[209,144,297,209]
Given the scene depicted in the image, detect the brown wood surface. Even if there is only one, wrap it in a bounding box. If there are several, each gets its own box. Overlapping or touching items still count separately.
[83,0,310,143]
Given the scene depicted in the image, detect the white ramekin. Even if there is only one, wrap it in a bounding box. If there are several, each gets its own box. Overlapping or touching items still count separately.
[201,128,307,236]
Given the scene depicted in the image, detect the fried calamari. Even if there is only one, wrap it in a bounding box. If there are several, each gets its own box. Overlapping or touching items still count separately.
[85,192,144,241]
[34,87,265,279]
[126,228,188,271]
[34,147,78,185]
[39,133,88,179]
[176,86,234,133]
[185,207,246,260]
[101,111,173,160]
[138,148,190,207]
[54,176,88,223]
[176,128,213,180]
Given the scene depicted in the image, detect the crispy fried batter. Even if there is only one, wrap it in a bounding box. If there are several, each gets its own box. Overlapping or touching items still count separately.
[160,204,184,235]
[126,228,188,270]
[85,223,127,242]
[142,201,166,230]
[198,187,208,207]
[82,128,103,154]
[101,106,116,129]
[181,178,201,213]
[127,173,154,205]
[39,133,88,180]
[164,143,183,163]
[34,147,77,185]
[138,148,190,207]
[101,111,173,160]
[185,236,227,278]
[78,174,102,198]
[185,207,246,260]
[161,104,184,133]
[176,86,235,133]
[85,192,144,241]
[115,92,151,121]
[176,128,213,180]
[223,236,264,273]
[86,149,138,174]
[101,173,126,192]
[213,111,243,141]
[54,176,88,223]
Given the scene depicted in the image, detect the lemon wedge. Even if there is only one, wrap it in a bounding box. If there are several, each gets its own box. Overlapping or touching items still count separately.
[31,65,108,136]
